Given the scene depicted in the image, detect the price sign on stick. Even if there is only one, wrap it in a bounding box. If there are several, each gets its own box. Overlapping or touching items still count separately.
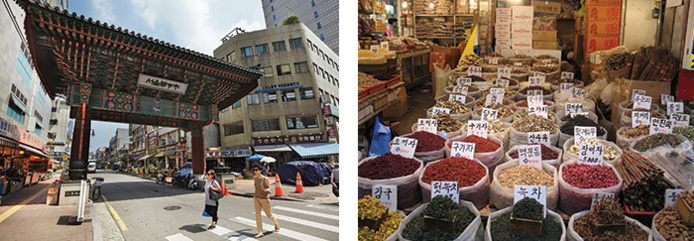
[667,102,684,116]
[570,112,589,118]
[632,111,651,127]
[665,189,685,207]
[631,89,646,101]
[533,72,547,82]
[497,78,510,87]
[372,185,397,211]
[490,88,506,96]
[452,85,469,95]
[571,88,586,100]
[457,77,473,86]
[565,103,583,115]
[661,94,675,105]
[450,142,475,159]
[560,83,574,94]
[527,95,544,108]
[528,105,548,118]
[528,77,542,87]
[467,120,489,139]
[514,185,547,217]
[650,118,673,134]
[527,131,551,146]
[485,94,503,107]
[578,143,604,166]
[575,126,597,143]
[527,90,544,96]
[370,45,379,53]
[432,107,451,115]
[417,118,438,134]
[449,94,466,103]
[380,41,389,51]
[390,137,418,158]
[671,113,691,127]
[591,193,615,210]
[431,181,459,203]
[518,145,543,169]
[561,72,574,80]
[633,95,652,109]
[468,67,482,77]
[481,108,498,121]
[498,68,511,79]
[489,58,499,65]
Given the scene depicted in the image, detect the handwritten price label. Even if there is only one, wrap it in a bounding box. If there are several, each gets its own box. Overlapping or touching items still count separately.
[665,189,685,207]
[468,67,482,77]
[417,118,438,134]
[391,137,418,158]
[450,141,475,159]
[372,185,397,211]
[485,94,503,107]
[571,88,586,100]
[671,113,691,127]
[575,126,597,143]
[631,89,646,101]
[432,107,451,115]
[489,58,499,65]
[533,72,547,82]
[650,118,673,134]
[497,78,510,87]
[591,193,615,210]
[527,90,544,96]
[527,131,551,146]
[578,143,604,166]
[490,88,506,96]
[467,120,489,139]
[481,108,498,121]
[518,145,543,169]
[634,95,652,110]
[498,68,511,79]
[661,94,675,105]
[667,102,684,116]
[449,94,467,104]
[457,77,473,86]
[561,72,574,80]
[527,95,544,108]
[570,112,589,118]
[370,45,379,53]
[452,85,469,95]
[565,103,583,115]
[380,41,389,51]
[560,83,574,94]
[431,181,459,203]
[528,77,542,87]
[528,105,548,119]
[632,111,650,127]
[514,185,547,217]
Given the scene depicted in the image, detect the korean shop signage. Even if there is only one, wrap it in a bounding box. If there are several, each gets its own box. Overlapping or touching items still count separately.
[137,74,188,95]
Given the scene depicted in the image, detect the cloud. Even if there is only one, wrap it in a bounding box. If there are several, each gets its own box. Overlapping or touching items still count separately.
[92,0,116,23]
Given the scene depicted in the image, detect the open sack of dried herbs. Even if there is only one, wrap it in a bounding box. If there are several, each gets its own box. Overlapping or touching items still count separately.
[558,160,623,215]
[418,157,490,209]
[358,195,404,241]
[485,197,566,241]
[460,120,511,152]
[392,131,447,163]
[629,133,687,156]
[615,125,649,150]
[562,138,623,165]
[568,199,651,241]
[557,114,608,148]
[509,115,560,147]
[412,113,465,137]
[505,143,563,169]
[445,135,505,174]
[651,191,694,241]
[358,153,424,209]
[490,161,559,210]
[427,100,473,121]
[397,195,483,241]
[555,110,599,127]
[471,106,515,123]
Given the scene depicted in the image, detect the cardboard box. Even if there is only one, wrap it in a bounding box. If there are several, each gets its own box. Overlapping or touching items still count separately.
[512,28,533,36]
[496,22,511,30]
[533,41,558,50]
[497,15,511,23]
[586,21,620,38]
[586,5,622,21]
[512,38,533,49]
[533,30,557,41]
[586,0,622,6]
[497,30,511,39]
[611,78,671,129]
[585,37,619,53]
[497,8,512,16]
[429,51,459,72]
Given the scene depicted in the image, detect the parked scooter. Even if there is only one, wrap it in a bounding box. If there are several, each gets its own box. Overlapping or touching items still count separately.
[185,174,199,190]
[172,172,187,188]
[155,171,174,185]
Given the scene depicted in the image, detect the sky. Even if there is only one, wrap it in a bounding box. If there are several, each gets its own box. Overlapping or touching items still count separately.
[66,0,267,153]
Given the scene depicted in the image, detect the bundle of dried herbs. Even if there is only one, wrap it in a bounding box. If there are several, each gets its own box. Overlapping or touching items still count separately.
[401,196,475,241]
[628,46,680,81]
[615,153,671,212]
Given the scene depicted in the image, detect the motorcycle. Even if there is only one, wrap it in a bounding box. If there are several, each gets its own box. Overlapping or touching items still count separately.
[155,171,174,185]
[172,172,187,188]
[185,174,199,190]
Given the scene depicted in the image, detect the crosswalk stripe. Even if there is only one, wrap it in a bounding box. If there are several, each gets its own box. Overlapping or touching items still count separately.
[306,204,338,212]
[262,213,339,233]
[165,233,194,241]
[274,206,339,220]
[199,225,257,241]
[230,217,329,241]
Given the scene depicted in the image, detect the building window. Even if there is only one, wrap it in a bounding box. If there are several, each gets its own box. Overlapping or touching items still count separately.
[314,11,318,18]
[273,15,276,21]
[226,51,236,62]
[220,107,230,113]
[272,41,287,52]
[232,100,242,109]
[224,122,244,136]
[16,43,33,86]
[260,66,273,77]
[294,62,309,73]
[335,98,339,106]
[247,93,260,105]
[319,50,325,60]
[320,34,324,41]
[282,89,296,102]
[334,78,339,88]
[263,92,278,103]
[34,124,41,136]
[289,38,303,49]
[311,0,315,7]
[251,119,281,132]
[312,63,318,73]
[276,64,291,76]
[240,46,253,57]
[255,44,269,55]
[317,22,321,29]
[307,39,314,52]
[330,95,336,106]
[271,6,274,11]
[300,88,314,99]
[286,116,318,130]
[320,67,326,79]
[7,102,25,124]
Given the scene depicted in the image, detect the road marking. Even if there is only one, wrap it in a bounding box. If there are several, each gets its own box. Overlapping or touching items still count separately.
[101,195,128,231]
[262,213,338,232]
[230,216,329,241]
[0,186,48,223]
[165,233,194,241]
[274,206,338,220]
[199,224,257,241]
[306,204,338,212]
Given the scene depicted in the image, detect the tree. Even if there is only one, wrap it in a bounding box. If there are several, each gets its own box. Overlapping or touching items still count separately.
[282,16,300,26]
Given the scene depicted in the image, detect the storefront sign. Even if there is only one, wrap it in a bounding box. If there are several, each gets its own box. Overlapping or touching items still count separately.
[137,73,188,95]
[220,146,252,158]
[252,133,325,145]
[533,0,561,16]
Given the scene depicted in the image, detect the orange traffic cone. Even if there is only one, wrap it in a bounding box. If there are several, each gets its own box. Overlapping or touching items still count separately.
[274,174,285,197]
[222,181,230,196]
[295,172,304,193]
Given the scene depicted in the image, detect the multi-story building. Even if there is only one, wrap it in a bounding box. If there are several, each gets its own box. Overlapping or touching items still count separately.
[48,95,71,163]
[261,0,339,54]
[129,124,155,166]
[213,23,339,169]
[108,128,130,163]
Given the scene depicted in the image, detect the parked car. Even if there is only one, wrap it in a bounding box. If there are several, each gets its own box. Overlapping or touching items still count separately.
[87,162,97,173]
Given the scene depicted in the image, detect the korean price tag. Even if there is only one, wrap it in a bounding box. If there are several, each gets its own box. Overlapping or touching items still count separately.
[527,89,544,96]
[457,77,473,86]
[468,66,482,77]
[481,108,498,121]
[449,94,466,104]
[431,181,459,203]
[514,185,547,217]
[452,85,469,95]
[631,89,646,101]
[665,189,685,207]
[514,62,523,67]
[432,107,451,115]
[591,193,615,210]
[671,113,691,127]
[490,88,506,96]
[661,94,675,105]
[370,45,379,53]
[565,103,583,115]
[518,145,543,169]
[390,137,418,158]
[667,102,684,116]
[570,88,586,100]
[450,141,475,159]
[528,77,542,87]
[574,126,597,143]
[527,131,551,146]
[497,78,510,87]
[485,94,503,107]
[533,72,547,82]
[561,71,574,80]
[570,112,589,118]
[578,143,605,166]
[372,185,397,211]
[417,118,438,134]
[650,118,673,134]
[467,120,489,139]
[380,41,389,51]
[631,111,650,127]
[633,95,652,109]
[528,105,548,118]
[560,83,574,94]
[498,68,511,79]
[541,59,553,64]
[489,58,499,65]
[527,95,544,108]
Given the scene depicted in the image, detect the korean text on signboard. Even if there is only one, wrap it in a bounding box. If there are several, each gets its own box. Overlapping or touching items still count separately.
[137,73,189,95]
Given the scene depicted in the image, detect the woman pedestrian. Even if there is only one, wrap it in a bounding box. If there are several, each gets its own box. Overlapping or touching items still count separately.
[204,169,221,230]
[253,165,279,238]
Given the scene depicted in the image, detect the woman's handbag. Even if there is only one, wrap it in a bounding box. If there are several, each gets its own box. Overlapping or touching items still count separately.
[209,182,224,200]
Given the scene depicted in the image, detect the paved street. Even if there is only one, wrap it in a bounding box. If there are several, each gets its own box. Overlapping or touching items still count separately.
[90,170,339,241]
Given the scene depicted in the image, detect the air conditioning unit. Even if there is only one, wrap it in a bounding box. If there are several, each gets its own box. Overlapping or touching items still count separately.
[27,117,37,131]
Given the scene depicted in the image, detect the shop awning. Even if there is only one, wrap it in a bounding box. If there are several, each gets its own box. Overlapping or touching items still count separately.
[155,152,164,157]
[19,144,49,158]
[164,150,177,155]
[132,154,144,160]
[0,135,20,148]
[137,154,152,161]
[253,144,291,152]
[288,143,339,159]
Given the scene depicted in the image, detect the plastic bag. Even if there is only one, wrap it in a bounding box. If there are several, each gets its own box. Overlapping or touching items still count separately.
[392,133,447,164]
[369,117,393,157]
[397,200,483,241]
[505,144,563,169]
[509,126,559,148]
[444,135,506,175]
[558,160,623,216]
[358,156,424,209]
[202,209,211,217]
[567,210,651,241]
[490,161,559,210]
[485,207,567,241]
[557,126,607,149]
[562,138,622,165]
[426,106,473,122]
[418,158,491,209]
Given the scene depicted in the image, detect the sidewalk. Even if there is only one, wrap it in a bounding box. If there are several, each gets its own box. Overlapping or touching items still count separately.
[0,177,93,241]
[229,179,339,204]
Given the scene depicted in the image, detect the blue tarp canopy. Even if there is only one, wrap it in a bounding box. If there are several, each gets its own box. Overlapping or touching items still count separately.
[246,154,267,161]
[288,143,339,159]
[277,161,332,186]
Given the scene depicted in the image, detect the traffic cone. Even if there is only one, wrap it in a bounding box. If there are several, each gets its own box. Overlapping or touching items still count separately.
[274,174,284,197]
[222,181,230,196]
[295,172,304,193]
